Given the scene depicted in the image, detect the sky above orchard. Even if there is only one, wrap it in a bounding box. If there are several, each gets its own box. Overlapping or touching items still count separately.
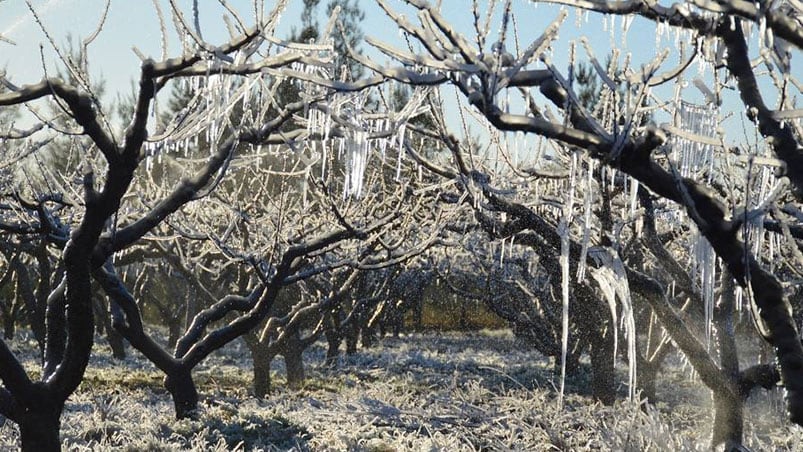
[1,0,790,146]
[0,1,699,97]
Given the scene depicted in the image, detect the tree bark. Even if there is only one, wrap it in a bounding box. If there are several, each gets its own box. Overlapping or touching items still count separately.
[323,311,341,366]
[13,262,46,355]
[345,307,359,355]
[96,298,126,359]
[18,404,62,452]
[712,271,743,448]
[589,324,616,405]
[2,311,14,341]
[252,346,273,398]
[712,390,743,449]
[106,325,127,360]
[636,354,658,404]
[164,369,199,420]
[4,382,65,452]
[283,333,305,389]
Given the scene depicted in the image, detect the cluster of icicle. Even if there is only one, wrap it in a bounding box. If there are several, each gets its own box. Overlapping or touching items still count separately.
[137,29,430,203]
[531,143,640,407]
[142,54,279,171]
[662,100,721,345]
[664,97,788,345]
[309,86,430,199]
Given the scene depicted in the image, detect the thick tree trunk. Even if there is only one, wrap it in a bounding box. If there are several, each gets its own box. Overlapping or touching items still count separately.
[552,346,582,378]
[712,271,743,448]
[636,355,658,404]
[589,326,616,405]
[15,387,64,452]
[283,333,305,389]
[19,409,61,452]
[252,346,273,398]
[164,369,199,419]
[98,301,126,359]
[345,311,359,355]
[322,310,341,366]
[2,313,14,341]
[712,390,743,448]
[324,333,340,366]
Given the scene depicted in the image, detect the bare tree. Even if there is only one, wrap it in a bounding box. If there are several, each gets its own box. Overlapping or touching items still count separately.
[0,2,402,448]
[300,0,803,448]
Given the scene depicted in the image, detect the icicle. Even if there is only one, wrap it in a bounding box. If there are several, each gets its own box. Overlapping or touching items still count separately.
[499,237,506,268]
[577,158,594,281]
[590,256,619,371]
[629,179,639,219]
[590,250,638,401]
[395,124,407,181]
[622,14,633,37]
[694,229,717,347]
[655,21,665,50]
[558,218,571,409]
[558,152,578,409]
[302,170,309,207]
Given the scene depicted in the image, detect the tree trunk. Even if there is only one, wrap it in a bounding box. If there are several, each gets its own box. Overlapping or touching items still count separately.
[361,330,375,348]
[283,333,305,389]
[636,355,658,404]
[324,333,340,366]
[98,301,126,359]
[712,390,743,448]
[2,312,14,340]
[252,346,273,398]
[19,411,61,452]
[412,297,423,331]
[164,369,199,419]
[167,319,182,351]
[106,326,127,360]
[712,270,743,448]
[590,326,616,405]
[345,312,359,355]
[322,310,341,366]
[17,390,63,452]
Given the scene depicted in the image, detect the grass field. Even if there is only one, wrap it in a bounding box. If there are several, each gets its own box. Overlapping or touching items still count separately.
[1,330,800,450]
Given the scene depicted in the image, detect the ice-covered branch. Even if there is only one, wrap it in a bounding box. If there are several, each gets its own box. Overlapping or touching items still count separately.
[93,263,178,373]
[367,0,803,426]
[175,285,266,357]
[721,20,803,199]
[0,78,117,162]
[100,100,305,259]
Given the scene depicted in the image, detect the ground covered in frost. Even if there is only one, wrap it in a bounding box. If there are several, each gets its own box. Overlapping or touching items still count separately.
[1,330,800,450]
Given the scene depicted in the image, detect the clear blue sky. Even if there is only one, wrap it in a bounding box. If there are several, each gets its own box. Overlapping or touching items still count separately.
[0,1,676,97]
[1,0,789,144]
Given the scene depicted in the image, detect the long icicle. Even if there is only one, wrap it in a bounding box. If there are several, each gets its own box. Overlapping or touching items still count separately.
[559,151,578,408]
[576,157,594,281]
